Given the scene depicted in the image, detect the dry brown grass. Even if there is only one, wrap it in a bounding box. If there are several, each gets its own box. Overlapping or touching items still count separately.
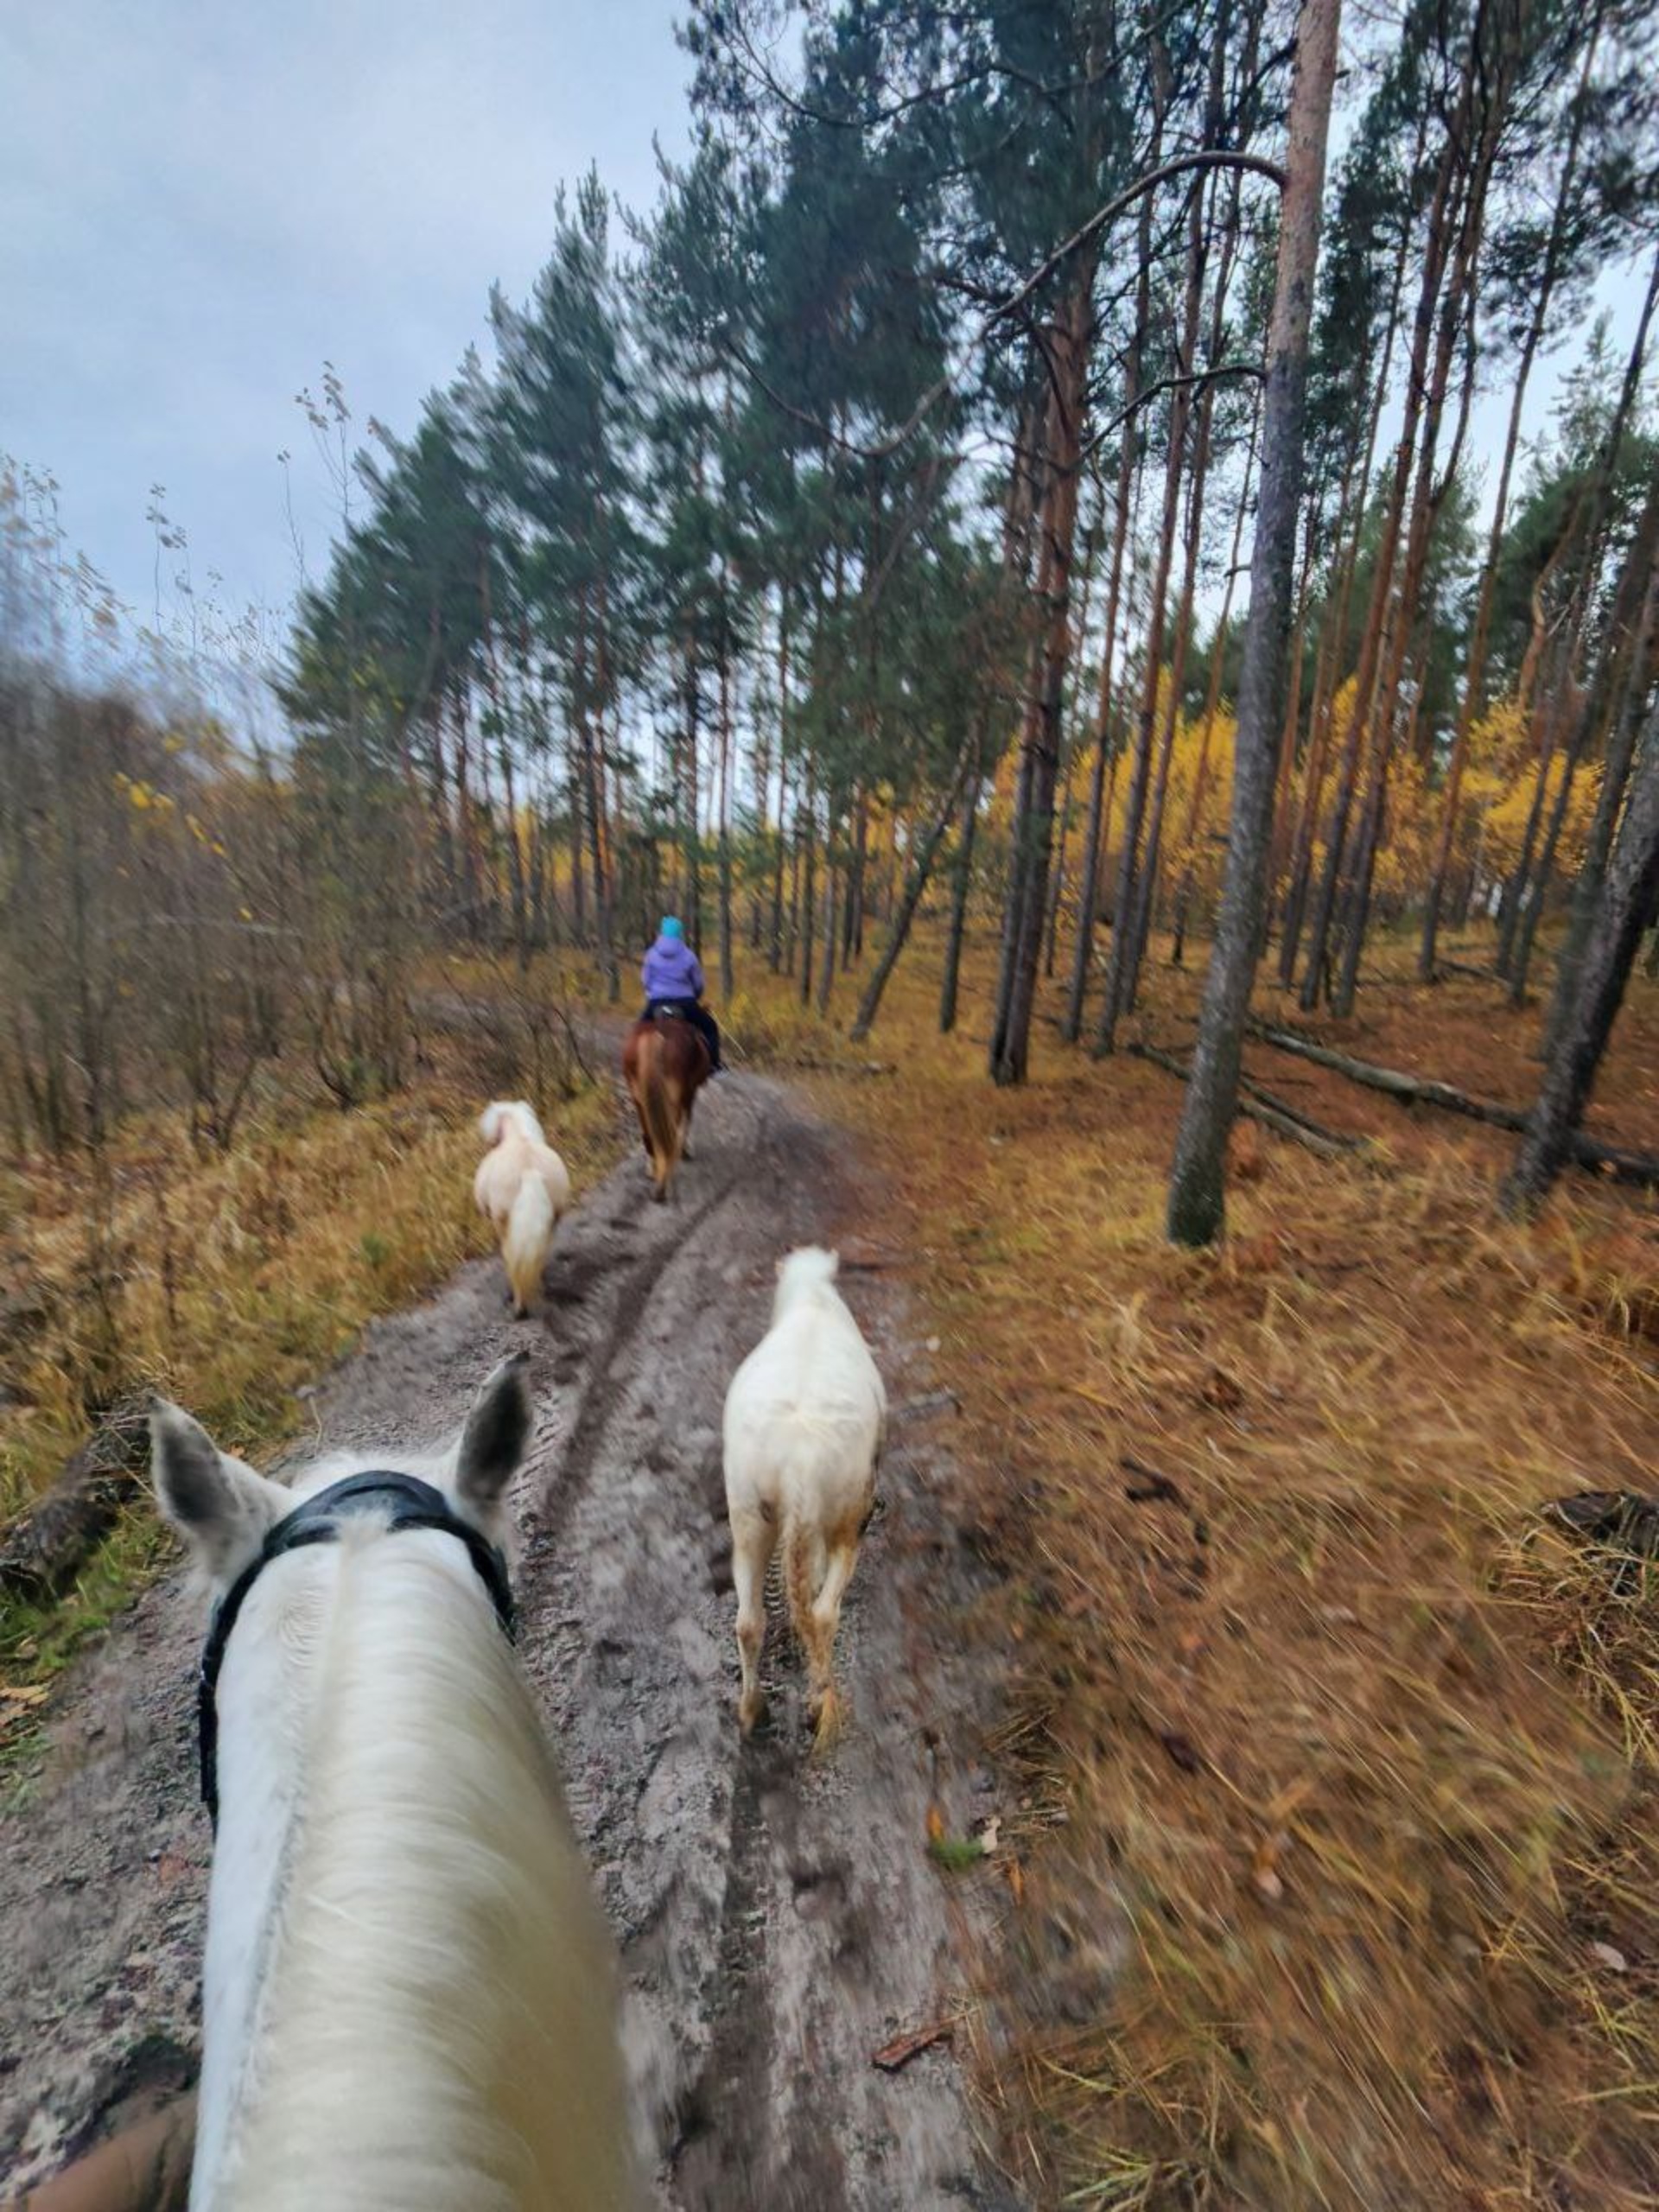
[1,971,626,1703]
[760,918,1658,2211]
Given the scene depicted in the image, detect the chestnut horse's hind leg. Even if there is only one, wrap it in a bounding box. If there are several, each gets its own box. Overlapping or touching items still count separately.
[682,1082,703,1163]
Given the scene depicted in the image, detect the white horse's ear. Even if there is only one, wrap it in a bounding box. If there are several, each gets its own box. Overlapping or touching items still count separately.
[150,1401,285,1586]
[454,1353,532,1516]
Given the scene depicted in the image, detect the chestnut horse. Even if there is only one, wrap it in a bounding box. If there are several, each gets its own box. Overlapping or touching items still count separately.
[622,1014,710,1201]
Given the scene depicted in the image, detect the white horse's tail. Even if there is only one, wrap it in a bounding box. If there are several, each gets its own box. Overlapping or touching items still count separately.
[504,1173,555,1314]
[781,1502,821,1663]
[480,1098,545,1148]
[781,1496,845,1747]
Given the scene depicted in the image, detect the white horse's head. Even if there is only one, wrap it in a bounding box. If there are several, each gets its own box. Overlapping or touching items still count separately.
[150,1352,534,1597]
[146,1352,647,2210]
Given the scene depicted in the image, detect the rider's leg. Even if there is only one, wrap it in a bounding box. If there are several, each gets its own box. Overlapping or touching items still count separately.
[692,1003,722,1071]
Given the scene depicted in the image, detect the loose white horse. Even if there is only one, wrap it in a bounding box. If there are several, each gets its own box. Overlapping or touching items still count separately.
[151,1356,643,2212]
[474,1100,571,1317]
[722,1247,886,1738]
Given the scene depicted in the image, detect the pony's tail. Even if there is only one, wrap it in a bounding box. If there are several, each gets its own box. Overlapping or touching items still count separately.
[503,1173,555,1314]
[638,1037,681,1198]
[773,1245,839,1318]
[480,1098,543,1148]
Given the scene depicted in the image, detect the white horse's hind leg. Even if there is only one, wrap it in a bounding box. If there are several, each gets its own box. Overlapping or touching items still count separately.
[804,1533,861,1733]
[730,1506,778,1734]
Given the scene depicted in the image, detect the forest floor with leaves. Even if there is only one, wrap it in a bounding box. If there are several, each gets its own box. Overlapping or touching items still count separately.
[766,919,1659,2211]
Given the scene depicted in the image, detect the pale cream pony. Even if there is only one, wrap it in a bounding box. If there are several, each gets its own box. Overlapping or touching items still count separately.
[721,1247,887,1738]
[150,1357,645,2212]
[474,1100,571,1317]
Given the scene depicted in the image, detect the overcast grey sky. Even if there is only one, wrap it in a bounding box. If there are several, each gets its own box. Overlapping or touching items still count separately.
[2,0,692,640]
[3,3,1647,670]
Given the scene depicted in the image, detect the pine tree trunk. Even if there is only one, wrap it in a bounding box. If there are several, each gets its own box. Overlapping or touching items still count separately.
[817,830,839,1015]
[1045,744,1077,978]
[845,788,868,963]
[1276,179,1413,990]
[1500,244,1658,980]
[852,745,976,1040]
[1096,154,1213,1052]
[940,747,983,1035]
[1547,507,1659,1047]
[1331,232,1484,1016]
[1120,25,1236,1007]
[1167,0,1340,1245]
[1297,92,1472,1010]
[1061,222,1148,1043]
[1497,709,1562,976]
[1172,405,1259,965]
[769,596,791,971]
[771,757,790,975]
[990,271,1094,1086]
[1418,19,1599,980]
[680,624,702,950]
[785,807,802,979]
[798,797,816,1007]
[716,589,735,1001]
[1124,334,1219,1001]
[1509,715,1587,1005]
[1502,705,1659,1214]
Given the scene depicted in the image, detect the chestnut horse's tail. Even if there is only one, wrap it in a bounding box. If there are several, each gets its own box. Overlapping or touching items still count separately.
[636,1028,683,1198]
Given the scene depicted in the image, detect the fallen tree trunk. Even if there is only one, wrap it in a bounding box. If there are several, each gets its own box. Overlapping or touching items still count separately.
[1130,1042,1364,1163]
[1248,1021,1659,1189]
[0,1398,151,1602]
[1434,957,1495,982]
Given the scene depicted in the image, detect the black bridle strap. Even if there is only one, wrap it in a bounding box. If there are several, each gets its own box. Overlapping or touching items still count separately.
[197,1471,516,1827]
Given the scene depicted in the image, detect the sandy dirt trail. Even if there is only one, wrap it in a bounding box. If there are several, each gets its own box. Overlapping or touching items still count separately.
[1,1072,1018,2209]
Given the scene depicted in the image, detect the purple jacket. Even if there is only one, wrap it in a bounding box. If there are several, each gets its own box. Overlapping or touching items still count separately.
[642,935,705,1001]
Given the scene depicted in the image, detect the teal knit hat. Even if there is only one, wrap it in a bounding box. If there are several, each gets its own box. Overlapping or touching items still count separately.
[660,916,683,939]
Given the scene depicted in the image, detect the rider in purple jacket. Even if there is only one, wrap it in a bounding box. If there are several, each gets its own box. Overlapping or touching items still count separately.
[640,918,723,1072]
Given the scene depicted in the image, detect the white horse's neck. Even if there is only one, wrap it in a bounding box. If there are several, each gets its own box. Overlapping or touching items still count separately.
[194,1524,638,2212]
[194,1551,335,2202]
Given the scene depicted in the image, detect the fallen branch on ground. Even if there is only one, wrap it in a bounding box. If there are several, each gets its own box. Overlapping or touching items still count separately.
[770,1055,898,1077]
[1247,1021,1659,1190]
[872,2017,957,2072]
[1129,1043,1365,1163]
[0,1399,151,1602]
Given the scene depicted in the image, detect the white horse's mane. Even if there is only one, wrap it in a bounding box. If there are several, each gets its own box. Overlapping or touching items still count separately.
[194,1447,638,2210]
